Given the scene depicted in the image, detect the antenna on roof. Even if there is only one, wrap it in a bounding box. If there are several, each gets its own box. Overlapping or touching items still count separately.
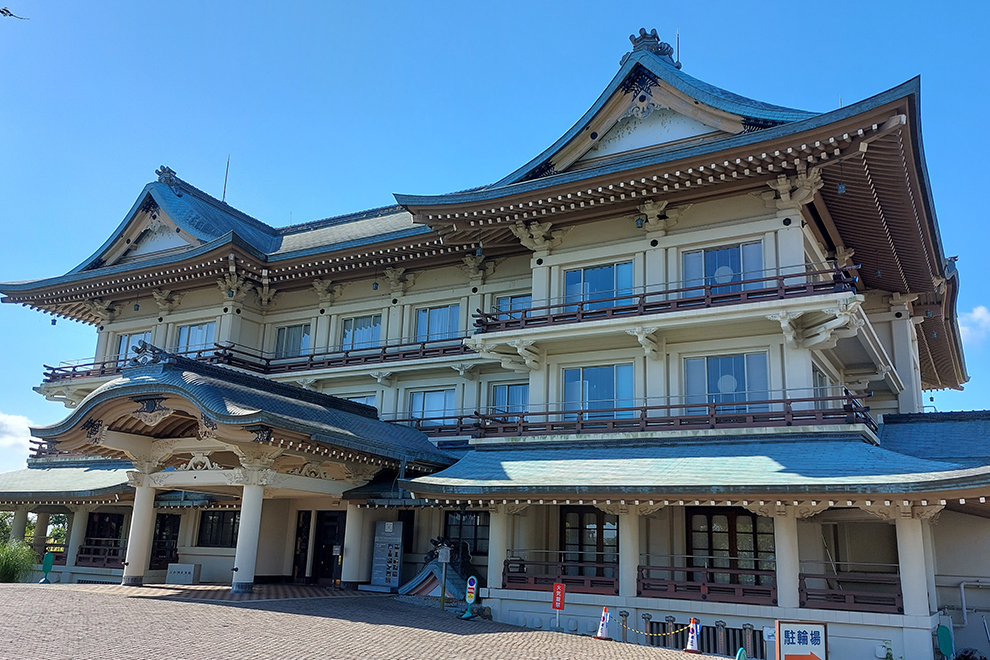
[676,29,679,63]
[222,155,230,203]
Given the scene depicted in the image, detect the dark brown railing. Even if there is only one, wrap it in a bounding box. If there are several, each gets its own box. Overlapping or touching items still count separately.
[799,571,903,613]
[502,553,618,595]
[389,390,875,438]
[637,557,777,605]
[475,265,857,333]
[43,338,473,384]
[149,540,179,571]
[75,539,125,569]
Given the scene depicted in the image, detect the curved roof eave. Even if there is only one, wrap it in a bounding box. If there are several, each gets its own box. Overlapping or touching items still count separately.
[266,226,437,263]
[394,78,919,209]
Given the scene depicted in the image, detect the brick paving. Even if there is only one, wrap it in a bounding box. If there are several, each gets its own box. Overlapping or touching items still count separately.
[0,584,723,660]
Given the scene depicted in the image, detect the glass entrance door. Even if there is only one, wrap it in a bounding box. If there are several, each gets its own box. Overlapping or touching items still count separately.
[313,511,346,586]
[560,506,618,578]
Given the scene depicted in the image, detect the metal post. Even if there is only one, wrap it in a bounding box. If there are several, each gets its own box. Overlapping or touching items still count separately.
[642,613,652,647]
[665,615,676,649]
[619,611,629,643]
[441,561,447,611]
[716,620,727,655]
[743,623,755,658]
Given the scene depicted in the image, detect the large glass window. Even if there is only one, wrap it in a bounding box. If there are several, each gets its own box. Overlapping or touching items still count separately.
[409,389,457,426]
[341,314,381,350]
[564,261,633,310]
[416,304,460,342]
[688,508,775,586]
[346,394,377,408]
[496,294,532,320]
[560,506,618,578]
[563,364,634,418]
[197,510,240,548]
[274,323,311,358]
[492,383,528,414]
[117,331,152,360]
[176,321,216,352]
[683,241,763,296]
[445,511,490,556]
[685,353,769,413]
[85,512,125,545]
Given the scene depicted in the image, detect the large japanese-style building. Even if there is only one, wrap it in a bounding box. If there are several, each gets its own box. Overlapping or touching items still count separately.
[1,28,986,660]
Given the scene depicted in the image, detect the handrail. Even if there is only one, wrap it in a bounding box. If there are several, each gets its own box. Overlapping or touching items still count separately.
[475,264,859,333]
[799,570,903,613]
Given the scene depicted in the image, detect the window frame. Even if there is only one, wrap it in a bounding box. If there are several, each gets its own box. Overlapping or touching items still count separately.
[490,382,529,414]
[444,510,490,557]
[339,313,382,351]
[563,260,634,310]
[686,506,775,586]
[197,510,240,548]
[681,240,764,295]
[561,362,636,419]
[683,351,770,413]
[175,321,216,353]
[414,303,461,342]
[117,331,152,360]
[407,388,457,426]
[274,322,312,359]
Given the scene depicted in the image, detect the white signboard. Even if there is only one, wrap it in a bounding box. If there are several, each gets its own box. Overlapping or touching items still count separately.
[776,620,827,660]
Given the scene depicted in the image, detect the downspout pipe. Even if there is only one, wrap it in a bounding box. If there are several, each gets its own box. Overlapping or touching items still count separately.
[959,580,990,627]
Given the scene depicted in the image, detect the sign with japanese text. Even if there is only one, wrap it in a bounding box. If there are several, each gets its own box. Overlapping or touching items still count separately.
[466,576,477,604]
[776,620,827,660]
[551,582,566,610]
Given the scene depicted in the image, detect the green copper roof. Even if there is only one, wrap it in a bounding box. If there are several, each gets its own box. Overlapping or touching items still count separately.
[0,464,131,499]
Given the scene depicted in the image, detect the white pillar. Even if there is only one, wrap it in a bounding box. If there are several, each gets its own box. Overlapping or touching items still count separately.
[774,514,800,609]
[122,478,157,586]
[340,504,367,584]
[619,508,641,597]
[10,508,28,542]
[487,507,509,591]
[67,506,93,567]
[33,512,51,555]
[231,482,265,593]
[896,516,930,616]
[921,519,939,614]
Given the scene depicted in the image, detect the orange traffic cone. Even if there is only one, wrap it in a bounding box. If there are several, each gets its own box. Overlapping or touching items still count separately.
[593,606,611,640]
[684,617,701,654]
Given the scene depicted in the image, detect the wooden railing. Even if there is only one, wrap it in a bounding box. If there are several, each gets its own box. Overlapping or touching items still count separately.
[799,571,903,613]
[474,265,858,333]
[502,554,619,595]
[637,559,777,605]
[149,540,179,571]
[389,390,875,438]
[42,338,473,384]
[75,539,125,569]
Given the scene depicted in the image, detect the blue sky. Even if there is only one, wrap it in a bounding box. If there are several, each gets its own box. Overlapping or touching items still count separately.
[1,1,988,472]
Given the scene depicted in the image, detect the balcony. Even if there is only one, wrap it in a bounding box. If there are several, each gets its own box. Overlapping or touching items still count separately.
[474,264,857,333]
[42,336,474,384]
[502,550,618,595]
[387,388,875,438]
[799,561,903,613]
[74,538,125,569]
[637,554,777,605]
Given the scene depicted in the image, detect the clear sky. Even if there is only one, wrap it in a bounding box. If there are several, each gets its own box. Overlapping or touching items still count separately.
[1,1,988,473]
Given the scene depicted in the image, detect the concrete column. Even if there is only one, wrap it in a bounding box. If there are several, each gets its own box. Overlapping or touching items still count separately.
[231,482,265,593]
[10,507,28,542]
[921,519,939,614]
[892,316,923,413]
[33,513,51,555]
[782,344,814,401]
[315,311,332,352]
[530,255,550,306]
[896,516,930,616]
[340,504,367,584]
[487,506,509,591]
[122,478,157,586]
[774,514,801,608]
[619,508,641,598]
[67,506,93,567]
[775,224,805,275]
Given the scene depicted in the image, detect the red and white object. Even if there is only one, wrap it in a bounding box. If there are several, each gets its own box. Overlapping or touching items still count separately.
[593,607,610,640]
[684,617,701,654]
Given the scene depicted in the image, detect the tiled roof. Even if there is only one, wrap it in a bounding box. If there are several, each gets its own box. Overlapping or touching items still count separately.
[880,410,990,463]
[405,434,990,496]
[0,463,131,498]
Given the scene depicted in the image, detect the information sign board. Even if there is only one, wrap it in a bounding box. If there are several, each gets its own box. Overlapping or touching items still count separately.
[466,576,477,604]
[776,620,827,660]
[551,582,566,610]
[370,521,403,589]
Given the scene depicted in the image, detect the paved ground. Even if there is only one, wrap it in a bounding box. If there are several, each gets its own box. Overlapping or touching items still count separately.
[0,584,722,660]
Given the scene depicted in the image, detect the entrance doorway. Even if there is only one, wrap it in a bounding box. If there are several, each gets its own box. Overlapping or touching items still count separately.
[313,511,346,586]
[149,513,181,570]
[292,511,311,582]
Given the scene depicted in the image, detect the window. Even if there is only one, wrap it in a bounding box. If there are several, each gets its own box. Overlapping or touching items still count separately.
[346,394,377,408]
[197,510,240,548]
[409,389,456,426]
[341,314,381,350]
[275,323,311,358]
[564,261,633,310]
[688,508,774,585]
[496,294,532,320]
[445,511,490,556]
[685,352,769,413]
[813,366,837,407]
[85,512,125,545]
[563,364,634,419]
[492,383,528,414]
[560,506,618,577]
[176,321,216,352]
[683,241,763,296]
[416,304,460,342]
[117,331,152,360]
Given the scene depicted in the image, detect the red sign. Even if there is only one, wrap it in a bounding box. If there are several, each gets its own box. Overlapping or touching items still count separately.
[551,582,566,610]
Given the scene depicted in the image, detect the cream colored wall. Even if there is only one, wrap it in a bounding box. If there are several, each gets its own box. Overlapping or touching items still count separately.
[255,499,291,576]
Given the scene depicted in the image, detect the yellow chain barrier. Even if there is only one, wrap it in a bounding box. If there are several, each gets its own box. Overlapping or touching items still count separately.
[620,621,691,638]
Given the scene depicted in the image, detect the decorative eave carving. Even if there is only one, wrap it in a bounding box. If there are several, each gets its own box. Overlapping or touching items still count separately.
[508,340,541,371]
[233,444,283,470]
[833,246,855,268]
[84,299,120,325]
[312,279,347,306]
[370,371,395,387]
[460,255,502,283]
[766,311,804,348]
[257,270,278,308]
[152,289,185,315]
[341,462,379,483]
[509,220,571,254]
[198,414,218,440]
[740,501,831,519]
[594,502,629,516]
[802,297,863,349]
[635,200,692,236]
[286,461,330,480]
[294,377,318,391]
[451,363,477,380]
[626,326,662,360]
[504,503,529,515]
[177,452,221,471]
[129,396,173,427]
[384,267,416,295]
[845,365,892,392]
[762,166,823,211]
[217,272,254,304]
[464,338,537,373]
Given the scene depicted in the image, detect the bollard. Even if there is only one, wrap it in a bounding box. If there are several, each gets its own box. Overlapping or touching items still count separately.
[716,620,727,655]
[665,615,676,648]
[619,611,629,643]
[642,613,653,647]
[743,623,755,658]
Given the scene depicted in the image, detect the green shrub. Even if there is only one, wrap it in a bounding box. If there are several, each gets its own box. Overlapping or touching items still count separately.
[0,541,38,583]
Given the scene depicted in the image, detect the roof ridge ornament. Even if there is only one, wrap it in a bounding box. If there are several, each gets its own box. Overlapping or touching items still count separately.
[620,28,680,69]
[155,165,184,197]
[128,340,175,367]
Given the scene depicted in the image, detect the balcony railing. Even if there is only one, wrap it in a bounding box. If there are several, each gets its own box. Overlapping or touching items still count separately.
[387,388,875,438]
[43,336,474,384]
[799,561,903,613]
[474,264,858,333]
[149,539,179,571]
[75,538,125,569]
[637,554,777,605]
[502,550,618,595]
